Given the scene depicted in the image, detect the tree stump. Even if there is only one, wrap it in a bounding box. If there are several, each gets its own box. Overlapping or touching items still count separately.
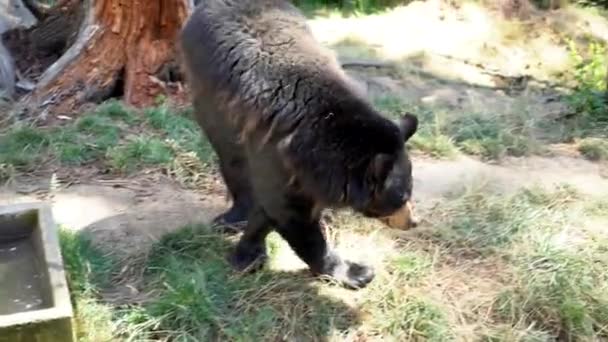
[13,0,193,121]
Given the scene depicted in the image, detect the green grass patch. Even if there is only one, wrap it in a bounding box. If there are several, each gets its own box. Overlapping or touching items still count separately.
[94,225,358,341]
[0,100,133,169]
[51,114,122,165]
[431,184,579,252]
[106,136,174,173]
[578,137,608,161]
[0,125,51,168]
[57,182,608,341]
[59,228,117,297]
[427,183,608,339]
[94,99,138,123]
[374,95,547,160]
[386,251,433,284]
[499,238,608,338]
[293,0,404,16]
[0,100,214,175]
[448,110,542,160]
[144,103,216,165]
[58,222,444,341]
[363,251,449,340]
[364,288,452,341]
[58,227,119,341]
[374,96,459,158]
[563,38,608,137]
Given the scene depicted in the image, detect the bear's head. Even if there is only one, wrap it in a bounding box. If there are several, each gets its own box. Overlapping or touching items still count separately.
[350,113,419,230]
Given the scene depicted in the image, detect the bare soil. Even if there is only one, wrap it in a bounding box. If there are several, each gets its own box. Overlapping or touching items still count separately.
[1,154,605,257]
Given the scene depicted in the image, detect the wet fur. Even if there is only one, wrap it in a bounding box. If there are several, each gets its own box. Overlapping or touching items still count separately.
[180,0,418,289]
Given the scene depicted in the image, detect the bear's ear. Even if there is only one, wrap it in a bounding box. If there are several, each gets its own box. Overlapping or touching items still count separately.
[347,178,369,211]
[398,113,418,142]
[370,153,394,184]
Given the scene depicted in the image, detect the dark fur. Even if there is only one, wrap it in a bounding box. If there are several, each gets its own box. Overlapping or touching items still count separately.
[180,0,418,289]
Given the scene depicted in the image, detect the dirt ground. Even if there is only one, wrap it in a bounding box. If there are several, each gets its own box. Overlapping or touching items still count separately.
[1,154,606,256]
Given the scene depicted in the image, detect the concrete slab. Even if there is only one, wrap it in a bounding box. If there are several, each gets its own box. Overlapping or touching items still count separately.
[0,203,74,342]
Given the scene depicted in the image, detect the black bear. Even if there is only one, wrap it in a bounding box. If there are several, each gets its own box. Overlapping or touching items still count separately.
[180,0,419,289]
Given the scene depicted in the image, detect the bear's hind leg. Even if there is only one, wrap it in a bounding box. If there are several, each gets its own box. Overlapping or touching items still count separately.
[194,105,254,231]
[229,206,274,272]
[213,153,254,231]
[275,217,375,289]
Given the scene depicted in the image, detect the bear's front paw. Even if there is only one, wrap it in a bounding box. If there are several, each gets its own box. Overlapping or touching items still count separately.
[212,214,247,234]
[228,243,267,273]
[323,259,375,289]
[342,261,375,289]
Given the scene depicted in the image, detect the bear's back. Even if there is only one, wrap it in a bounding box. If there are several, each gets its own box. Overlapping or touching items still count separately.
[181,0,363,140]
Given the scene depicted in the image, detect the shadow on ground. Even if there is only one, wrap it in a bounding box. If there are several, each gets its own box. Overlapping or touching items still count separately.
[65,213,362,341]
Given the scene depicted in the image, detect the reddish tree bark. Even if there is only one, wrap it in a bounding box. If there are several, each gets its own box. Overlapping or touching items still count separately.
[18,0,193,119]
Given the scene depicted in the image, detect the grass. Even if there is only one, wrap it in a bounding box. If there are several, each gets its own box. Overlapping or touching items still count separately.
[503,241,608,338]
[373,96,459,158]
[58,227,118,341]
[373,95,544,160]
[122,227,358,341]
[60,225,362,341]
[19,97,602,341]
[563,38,608,139]
[57,182,608,341]
[106,136,174,172]
[143,104,215,165]
[578,137,608,161]
[0,99,215,177]
[293,0,406,16]
[425,183,608,339]
[3,6,607,339]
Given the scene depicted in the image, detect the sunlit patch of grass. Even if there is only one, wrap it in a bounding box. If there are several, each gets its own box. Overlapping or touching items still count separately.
[365,293,451,341]
[449,110,542,160]
[72,297,116,342]
[386,251,433,284]
[584,197,608,217]
[58,180,608,341]
[498,237,608,338]
[374,96,459,158]
[578,137,608,161]
[113,225,359,341]
[425,182,608,339]
[481,324,554,342]
[430,184,579,252]
[58,227,119,341]
[357,247,450,340]
[373,94,549,160]
[410,134,460,158]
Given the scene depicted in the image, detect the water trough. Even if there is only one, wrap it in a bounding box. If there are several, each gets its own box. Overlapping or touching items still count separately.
[0,203,74,342]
